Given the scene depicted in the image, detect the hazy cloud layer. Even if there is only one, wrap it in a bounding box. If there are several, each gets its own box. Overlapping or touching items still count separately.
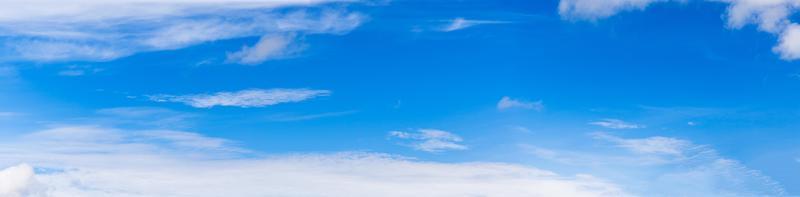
[0,126,626,197]
[525,132,785,196]
[589,119,645,129]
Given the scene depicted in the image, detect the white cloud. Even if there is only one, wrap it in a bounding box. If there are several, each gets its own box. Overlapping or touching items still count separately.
[148,88,330,108]
[226,34,301,65]
[558,0,669,20]
[388,129,468,152]
[440,18,510,32]
[0,0,365,62]
[774,23,800,59]
[0,163,33,197]
[557,0,800,60]
[589,119,645,129]
[497,96,544,111]
[0,125,627,197]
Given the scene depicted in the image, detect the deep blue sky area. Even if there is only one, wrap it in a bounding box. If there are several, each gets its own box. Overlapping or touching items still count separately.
[0,0,799,196]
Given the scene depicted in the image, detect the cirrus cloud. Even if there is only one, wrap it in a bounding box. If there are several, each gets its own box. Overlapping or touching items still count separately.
[148,88,331,108]
[0,0,365,62]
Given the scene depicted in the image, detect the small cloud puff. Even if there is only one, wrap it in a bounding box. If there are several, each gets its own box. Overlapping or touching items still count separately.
[497,96,543,111]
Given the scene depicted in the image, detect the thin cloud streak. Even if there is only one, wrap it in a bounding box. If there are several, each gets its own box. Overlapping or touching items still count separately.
[148,88,331,108]
[388,129,468,152]
[440,17,511,32]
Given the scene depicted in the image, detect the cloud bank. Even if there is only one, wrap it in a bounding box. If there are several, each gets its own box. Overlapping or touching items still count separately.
[0,125,626,197]
[0,0,365,62]
[148,88,331,108]
[558,0,800,60]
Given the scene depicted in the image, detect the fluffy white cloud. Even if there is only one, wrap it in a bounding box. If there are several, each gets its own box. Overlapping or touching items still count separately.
[388,129,468,152]
[148,88,331,108]
[0,125,627,197]
[440,18,510,32]
[0,0,364,62]
[497,96,544,111]
[589,119,645,129]
[0,164,33,197]
[558,0,800,60]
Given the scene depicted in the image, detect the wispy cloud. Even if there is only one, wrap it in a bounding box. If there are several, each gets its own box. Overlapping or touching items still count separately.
[497,96,543,111]
[591,132,689,156]
[526,132,785,196]
[589,119,645,129]
[0,112,18,118]
[266,110,357,122]
[558,0,800,60]
[57,65,102,77]
[388,129,468,152]
[92,107,196,128]
[0,1,365,62]
[226,34,302,65]
[0,125,626,197]
[148,88,330,108]
[440,18,510,32]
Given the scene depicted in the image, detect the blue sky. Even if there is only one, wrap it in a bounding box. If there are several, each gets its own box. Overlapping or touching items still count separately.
[0,0,799,196]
